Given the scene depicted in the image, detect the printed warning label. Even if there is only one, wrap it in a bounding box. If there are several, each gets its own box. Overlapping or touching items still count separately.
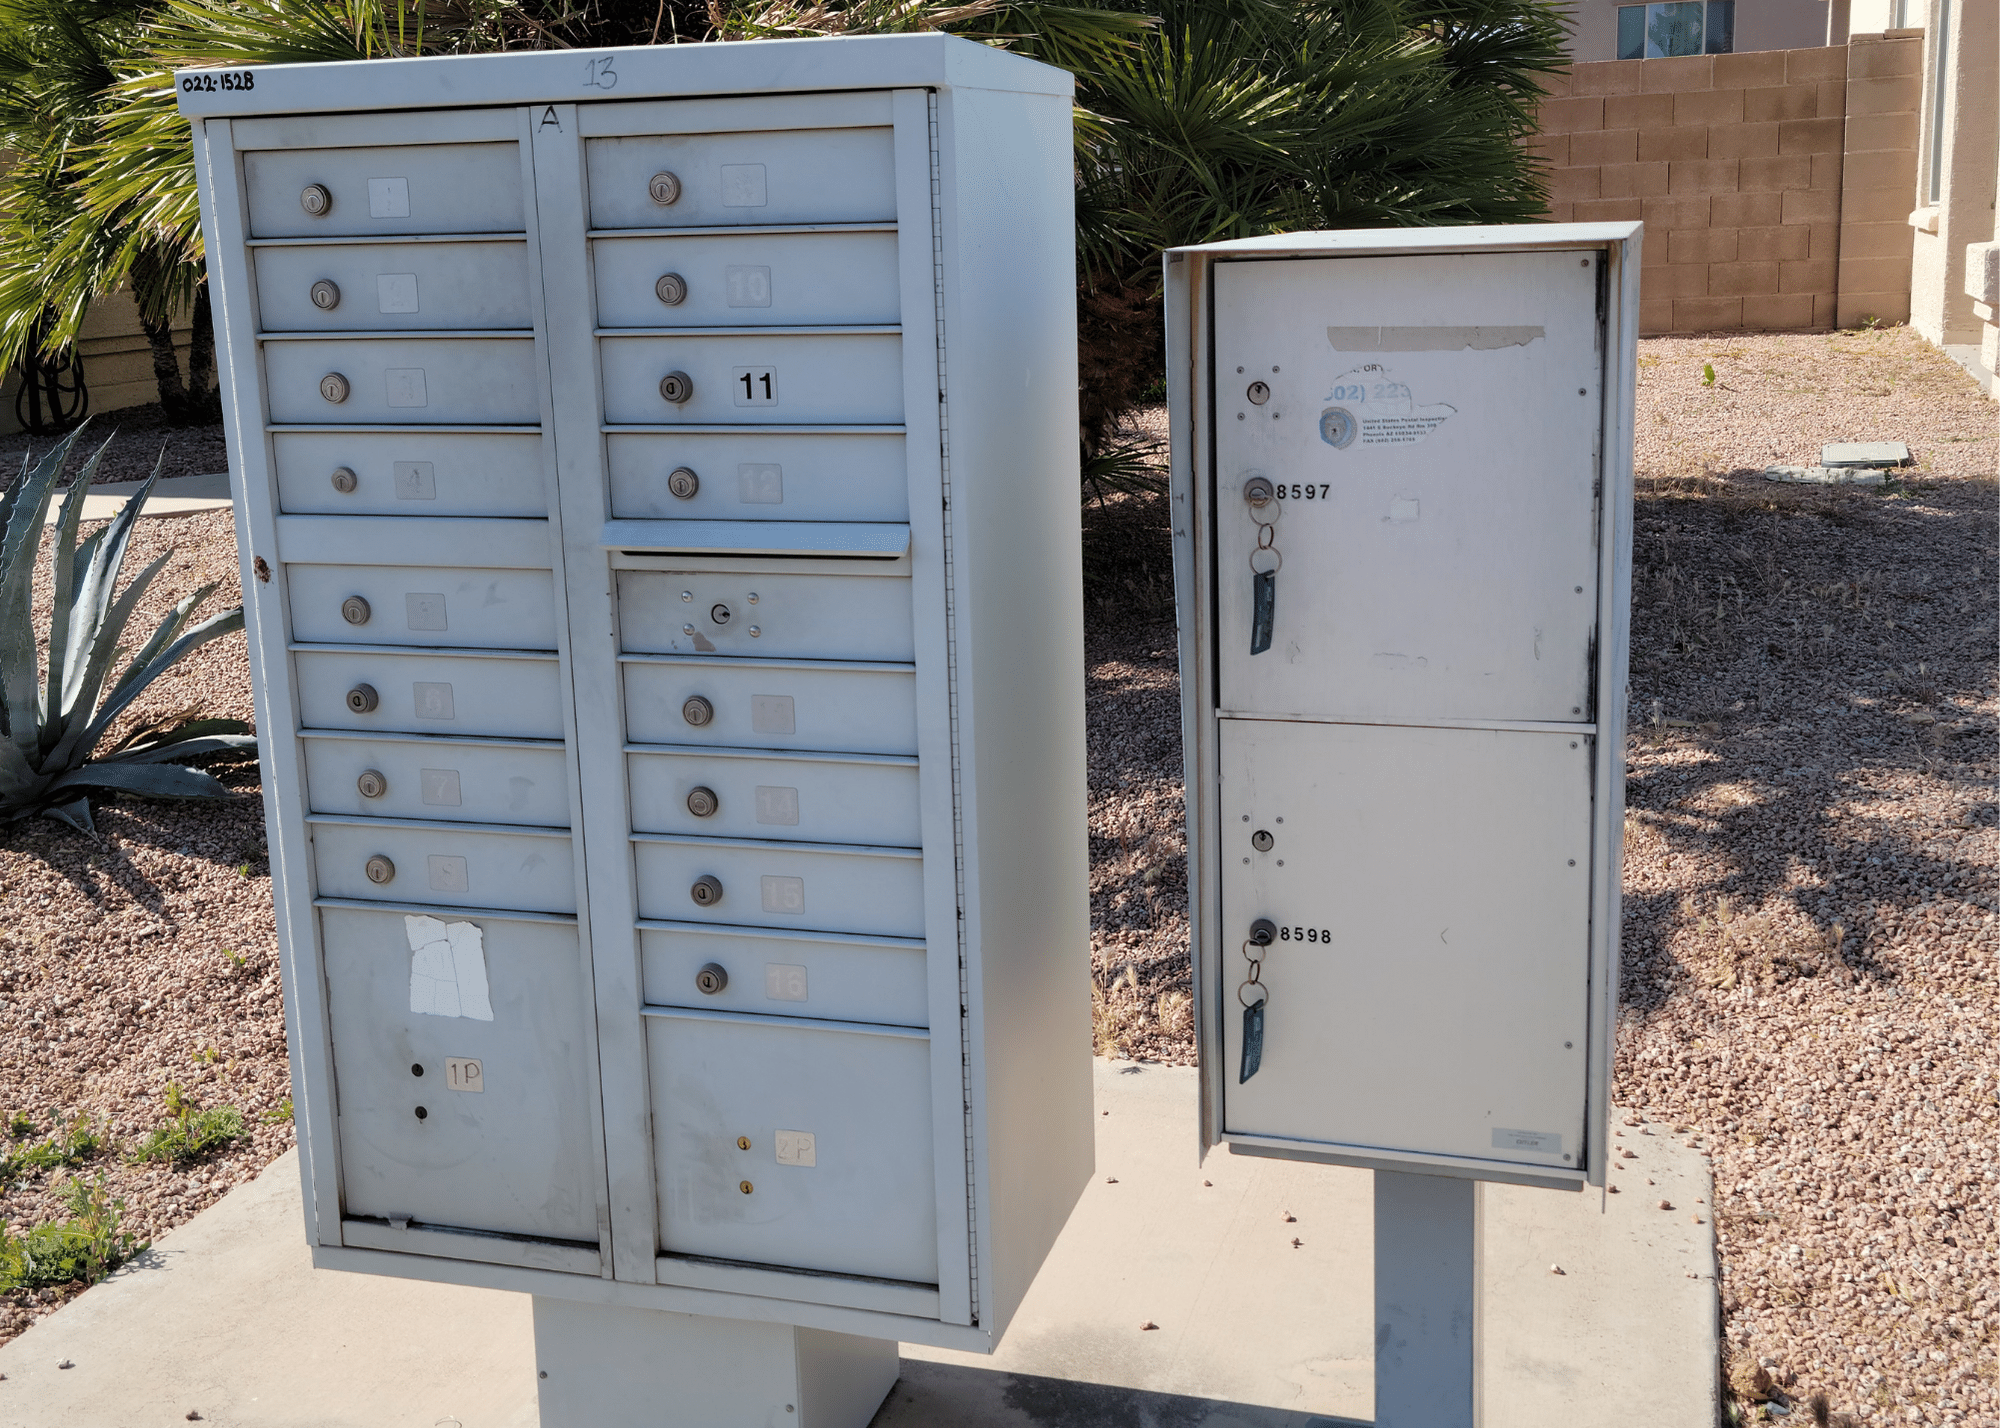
[1321,365,1457,449]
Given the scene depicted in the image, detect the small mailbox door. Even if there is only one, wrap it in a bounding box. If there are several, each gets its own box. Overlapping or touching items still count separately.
[1210,251,1602,726]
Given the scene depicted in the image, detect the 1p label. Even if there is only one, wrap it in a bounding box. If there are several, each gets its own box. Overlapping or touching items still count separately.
[446,1057,484,1092]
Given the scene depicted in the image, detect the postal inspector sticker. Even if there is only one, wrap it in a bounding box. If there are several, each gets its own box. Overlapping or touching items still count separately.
[1317,364,1457,450]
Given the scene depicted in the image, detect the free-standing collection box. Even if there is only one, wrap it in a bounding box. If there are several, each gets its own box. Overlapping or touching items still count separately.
[179,35,1091,1418]
[1166,227,1640,1191]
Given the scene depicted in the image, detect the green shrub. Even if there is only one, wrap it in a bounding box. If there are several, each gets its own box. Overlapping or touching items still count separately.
[128,1083,246,1165]
[0,1175,146,1292]
[0,1112,107,1186]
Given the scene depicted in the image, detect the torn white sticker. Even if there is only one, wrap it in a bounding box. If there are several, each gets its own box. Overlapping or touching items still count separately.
[407,915,494,1021]
[775,1130,816,1167]
[1327,325,1543,352]
[1322,365,1457,449]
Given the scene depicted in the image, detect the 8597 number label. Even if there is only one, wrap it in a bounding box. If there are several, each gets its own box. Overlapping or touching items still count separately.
[1278,925,1330,943]
[181,70,256,92]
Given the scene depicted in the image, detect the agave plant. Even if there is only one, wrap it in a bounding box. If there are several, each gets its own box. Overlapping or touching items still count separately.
[0,429,253,833]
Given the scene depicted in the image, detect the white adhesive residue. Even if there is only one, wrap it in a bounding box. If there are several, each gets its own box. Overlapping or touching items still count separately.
[407,915,494,1021]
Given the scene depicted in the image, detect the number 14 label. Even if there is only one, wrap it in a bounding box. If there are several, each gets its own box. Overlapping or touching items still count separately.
[733,367,777,406]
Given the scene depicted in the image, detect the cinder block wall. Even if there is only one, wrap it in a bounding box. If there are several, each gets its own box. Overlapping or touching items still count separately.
[1534,36,1923,334]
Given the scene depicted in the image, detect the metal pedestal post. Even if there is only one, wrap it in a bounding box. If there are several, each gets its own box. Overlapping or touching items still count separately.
[1374,1171,1481,1428]
[532,1297,898,1428]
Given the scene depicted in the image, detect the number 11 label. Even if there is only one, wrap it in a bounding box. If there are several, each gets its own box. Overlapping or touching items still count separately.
[732,367,777,406]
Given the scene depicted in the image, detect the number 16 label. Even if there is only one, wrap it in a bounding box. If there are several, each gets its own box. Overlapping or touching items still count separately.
[733,367,777,406]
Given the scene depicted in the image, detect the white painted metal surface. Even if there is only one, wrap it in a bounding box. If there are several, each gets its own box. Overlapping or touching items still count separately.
[185,35,1089,1369]
[1167,226,1639,1189]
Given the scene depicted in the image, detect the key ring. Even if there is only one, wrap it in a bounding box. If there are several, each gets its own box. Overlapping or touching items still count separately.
[1238,981,1267,1009]
[1250,545,1282,576]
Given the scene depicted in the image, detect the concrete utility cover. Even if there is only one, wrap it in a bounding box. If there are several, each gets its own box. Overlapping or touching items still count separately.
[1820,441,1910,467]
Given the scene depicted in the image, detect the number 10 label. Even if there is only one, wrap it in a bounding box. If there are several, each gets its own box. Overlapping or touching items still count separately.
[733,367,778,406]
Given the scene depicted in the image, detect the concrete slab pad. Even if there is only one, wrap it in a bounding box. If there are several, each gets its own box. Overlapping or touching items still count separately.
[0,1062,1716,1427]
[40,471,233,525]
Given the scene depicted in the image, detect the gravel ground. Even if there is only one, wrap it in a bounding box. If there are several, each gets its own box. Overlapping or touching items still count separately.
[0,405,233,486]
[0,329,1992,1422]
[0,504,286,1345]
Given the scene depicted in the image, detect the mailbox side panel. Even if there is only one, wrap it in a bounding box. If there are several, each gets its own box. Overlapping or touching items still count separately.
[935,83,1094,1337]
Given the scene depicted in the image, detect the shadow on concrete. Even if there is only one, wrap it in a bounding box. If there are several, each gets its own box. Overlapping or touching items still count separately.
[875,1359,1369,1428]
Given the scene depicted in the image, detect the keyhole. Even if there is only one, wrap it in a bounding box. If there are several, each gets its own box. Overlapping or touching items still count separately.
[1246,381,1271,405]
[1251,829,1274,852]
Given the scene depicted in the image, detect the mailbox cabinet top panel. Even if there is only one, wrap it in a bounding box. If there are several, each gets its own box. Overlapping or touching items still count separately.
[175,33,1072,119]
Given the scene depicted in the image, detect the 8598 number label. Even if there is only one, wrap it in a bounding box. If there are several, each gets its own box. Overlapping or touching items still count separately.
[181,70,256,92]
[1278,925,1331,943]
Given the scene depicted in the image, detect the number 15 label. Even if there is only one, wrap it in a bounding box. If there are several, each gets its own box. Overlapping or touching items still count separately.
[733,367,777,406]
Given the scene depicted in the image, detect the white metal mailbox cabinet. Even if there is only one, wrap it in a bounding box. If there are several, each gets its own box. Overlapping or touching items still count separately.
[181,34,1092,1355]
[1166,226,1640,1191]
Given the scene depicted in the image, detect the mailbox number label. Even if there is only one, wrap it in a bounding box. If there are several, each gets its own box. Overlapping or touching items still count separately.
[1278,926,1332,943]
[725,266,773,308]
[445,1057,484,1092]
[733,367,777,406]
[181,71,255,92]
[765,963,808,1002]
[1272,484,1330,500]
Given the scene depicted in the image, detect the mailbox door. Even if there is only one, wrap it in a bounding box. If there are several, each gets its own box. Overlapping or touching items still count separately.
[641,928,928,1027]
[264,337,541,425]
[294,649,566,739]
[622,658,917,755]
[617,569,914,662]
[586,127,896,229]
[593,231,900,328]
[254,241,534,331]
[309,818,577,915]
[323,907,601,1247]
[275,430,549,517]
[286,565,559,649]
[243,141,525,237]
[1215,719,1592,1172]
[606,432,908,524]
[1210,251,1602,725]
[302,734,570,826]
[598,334,903,426]
[647,1013,937,1283]
[627,749,920,847]
[632,837,924,938]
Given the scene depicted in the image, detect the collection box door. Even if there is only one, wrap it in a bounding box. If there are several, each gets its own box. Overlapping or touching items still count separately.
[1210,251,1603,726]
[648,1014,938,1284]
[1217,718,1592,1172]
[323,908,602,1246]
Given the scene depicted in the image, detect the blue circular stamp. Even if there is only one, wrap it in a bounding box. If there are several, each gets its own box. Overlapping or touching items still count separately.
[1318,406,1357,449]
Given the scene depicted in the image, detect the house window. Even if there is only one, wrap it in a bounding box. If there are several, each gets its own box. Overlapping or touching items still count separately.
[1616,1,1736,58]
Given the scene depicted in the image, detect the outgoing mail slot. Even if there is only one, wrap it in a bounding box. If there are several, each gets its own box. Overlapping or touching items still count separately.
[598,334,901,426]
[606,432,906,523]
[294,648,565,739]
[275,431,548,517]
[592,232,899,328]
[255,241,533,331]
[617,570,911,663]
[627,748,918,847]
[244,142,524,238]
[264,337,539,425]
[302,734,570,827]
[641,927,927,1027]
[288,565,558,650]
[311,816,576,914]
[631,836,923,938]
[623,657,915,755]
[646,1011,936,1282]
[585,128,895,229]
[322,905,601,1246]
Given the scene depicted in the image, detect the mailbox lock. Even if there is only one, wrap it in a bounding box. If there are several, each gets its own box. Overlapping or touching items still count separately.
[686,786,719,818]
[709,603,732,626]
[364,855,396,885]
[1243,477,1275,509]
[414,1106,428,1120]
[345,683,380,714]
[1251,829,1274,852]
[340,596,372,626]
[309,279,340,311]
[681,695,714,727]
[319,372,350,404]
[658,371,694,404]
[648,171,682,205]
[655,272,688,305]
[736,1136,751,1151]
[1247,381,1271,405]
[330,466,358,494]
[739,1180,754,1195]
[356,769,389,800]
[300,183,332,215]
[1248,918,1277,947]
[690,874,724,906]
[667,467,699,500]
[695,963,729,994]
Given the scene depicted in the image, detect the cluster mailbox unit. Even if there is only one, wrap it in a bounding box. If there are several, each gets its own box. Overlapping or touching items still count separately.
[180,36,1091,1425]
[1166,228,1640,1422]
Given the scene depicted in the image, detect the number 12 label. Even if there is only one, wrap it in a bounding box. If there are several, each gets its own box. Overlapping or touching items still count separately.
[733,367,778,406]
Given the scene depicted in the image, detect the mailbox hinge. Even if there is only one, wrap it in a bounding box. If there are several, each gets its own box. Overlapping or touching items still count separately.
[928,89,981,1323]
